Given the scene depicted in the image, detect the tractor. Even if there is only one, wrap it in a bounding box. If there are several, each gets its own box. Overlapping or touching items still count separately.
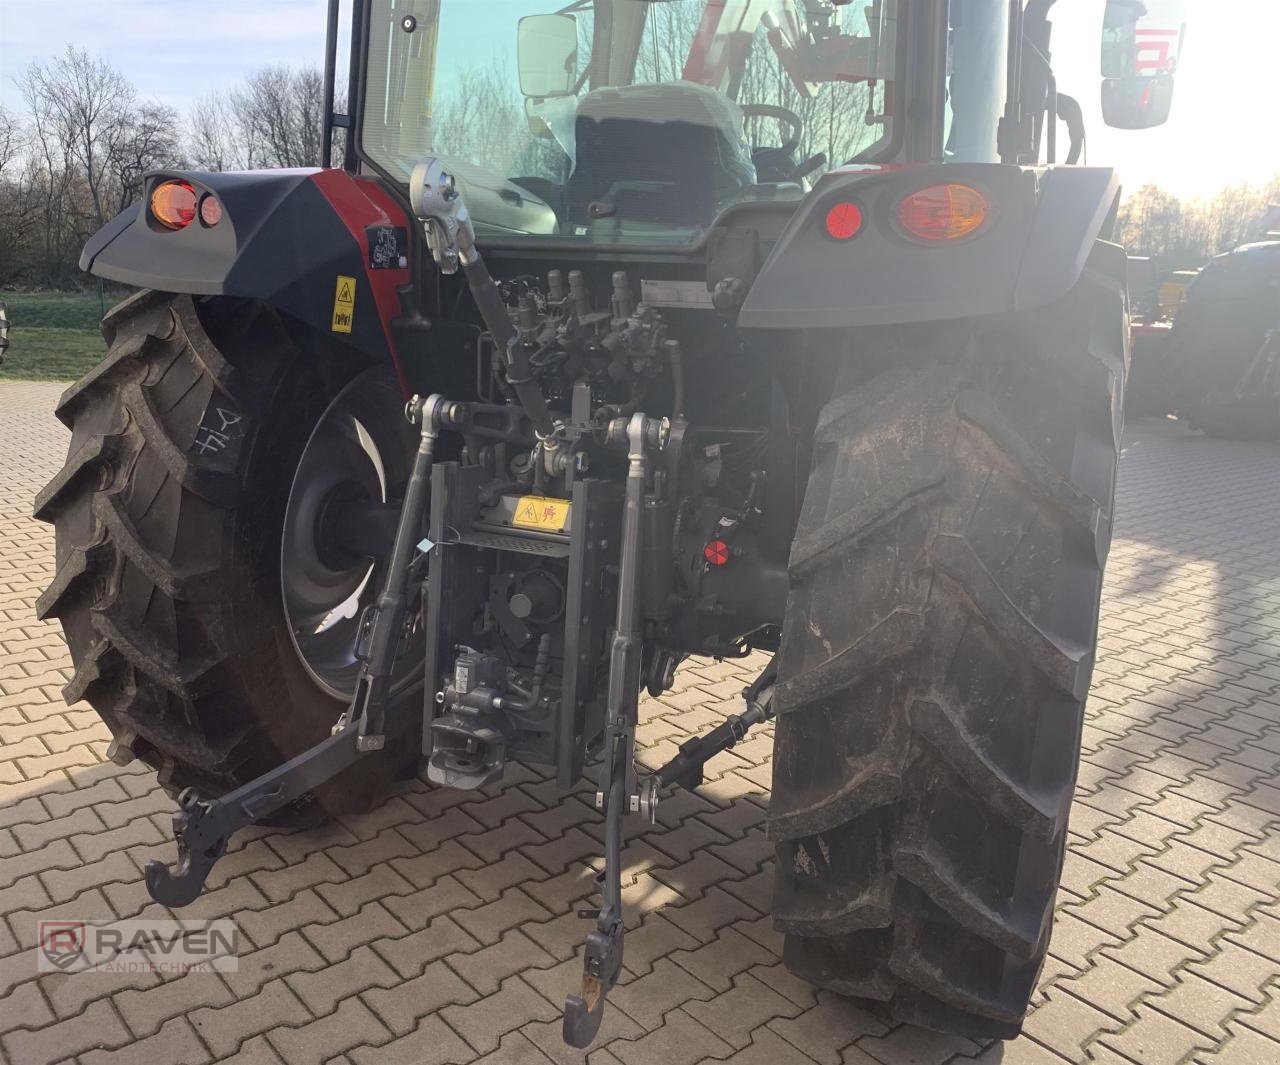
[1160,240,1280,439]
[36,0,1187,1046]
[1125,222,1280,437]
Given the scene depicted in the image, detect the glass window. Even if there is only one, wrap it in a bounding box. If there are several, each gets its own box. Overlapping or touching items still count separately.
[361,0,899,246]
[945,0,1009,163]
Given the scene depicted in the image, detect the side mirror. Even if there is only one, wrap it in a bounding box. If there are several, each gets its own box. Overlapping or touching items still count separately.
[1101,0,1187,129]
[517,14,578,98]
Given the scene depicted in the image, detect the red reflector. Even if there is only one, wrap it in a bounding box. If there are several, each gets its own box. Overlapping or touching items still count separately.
[150,180,197,230]
[824,201,864,241]
[897,184,990,242]
[199,194,222,227]
[703,539,730,566]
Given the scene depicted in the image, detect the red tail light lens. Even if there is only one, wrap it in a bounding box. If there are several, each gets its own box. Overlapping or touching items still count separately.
[703,539,730,566]
[150,181,198,230]
[897,184,990,242]
[824,201,864,241]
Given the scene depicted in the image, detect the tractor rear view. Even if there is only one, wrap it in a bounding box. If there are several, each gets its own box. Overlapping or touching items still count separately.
[37,0,1188,1046]
[1154,240,1280,439]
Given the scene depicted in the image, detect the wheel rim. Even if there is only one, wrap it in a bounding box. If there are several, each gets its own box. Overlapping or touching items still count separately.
[281,370,420,699]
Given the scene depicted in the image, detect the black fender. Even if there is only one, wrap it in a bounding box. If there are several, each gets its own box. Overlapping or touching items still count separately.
[737,163,1119,329]
[80,169,415,382]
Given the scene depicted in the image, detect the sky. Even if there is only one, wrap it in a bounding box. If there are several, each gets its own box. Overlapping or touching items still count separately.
[1,0,1276,200]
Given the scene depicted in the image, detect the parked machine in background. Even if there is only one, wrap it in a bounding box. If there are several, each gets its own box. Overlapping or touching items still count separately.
[1158,268,1200,317]
[1126,201,1280,437]
[1126,255,1196,416]
[1164,240,1280,439]
[37,0,1188,1046]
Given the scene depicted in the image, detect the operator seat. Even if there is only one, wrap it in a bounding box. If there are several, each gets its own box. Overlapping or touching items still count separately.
[565,81,757,229]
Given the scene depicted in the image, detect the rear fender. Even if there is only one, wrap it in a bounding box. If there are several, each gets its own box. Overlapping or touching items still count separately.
[80,169,414,384]
[737,163,1119,329]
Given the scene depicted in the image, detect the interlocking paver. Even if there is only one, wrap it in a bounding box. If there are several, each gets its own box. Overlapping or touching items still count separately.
[189,978,311,1059]
[609,1009,733,1065]
[371,914,480,978]
[668,925,776,991]
[441,975,560,1054]
[2,996,132,1065]
[0,979,55,1034]
[1019,987,1123,1061]
[1096,1003,1217,1065]
[682,970,801,1048]
[362,957,477,1034]
[80,1015,213,1065]
[3,389,1280,1065]
[223,930,328,999]
[252,850,349,904]
[286,943,399,1015]
[40,960,160,1022]
[610,956,717,1029]
[301,899,408,963]
[447,928,556,995]
[349,1015,474,1065]
[265,996,393,1065]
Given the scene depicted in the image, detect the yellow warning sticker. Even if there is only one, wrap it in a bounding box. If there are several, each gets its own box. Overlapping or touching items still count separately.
[512,495,571,532]
[331,275,356,333]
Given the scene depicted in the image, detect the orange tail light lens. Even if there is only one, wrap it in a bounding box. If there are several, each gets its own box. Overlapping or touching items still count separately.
[150,181,198,230]
[897,183,991,242]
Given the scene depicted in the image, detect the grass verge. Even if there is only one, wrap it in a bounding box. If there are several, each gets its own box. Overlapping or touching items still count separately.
[1,291,113,382]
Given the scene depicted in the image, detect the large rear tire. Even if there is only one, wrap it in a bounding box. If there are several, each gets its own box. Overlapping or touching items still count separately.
[35,291,417,809]
[769,242,1128,1037]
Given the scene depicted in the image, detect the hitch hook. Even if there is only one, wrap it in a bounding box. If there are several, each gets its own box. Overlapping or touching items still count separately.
[144,789,227,908]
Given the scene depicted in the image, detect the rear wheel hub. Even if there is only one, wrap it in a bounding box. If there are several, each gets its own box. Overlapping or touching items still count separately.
[281,370,421,699]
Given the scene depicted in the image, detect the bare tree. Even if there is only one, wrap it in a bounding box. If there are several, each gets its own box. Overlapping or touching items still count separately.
[20,58,84,282]
[189,92,245,171]
[24,47,134,226]
[8,49,179,284]
[230,66,326,168]
[0,105,35,274]
[1114,176,1280,272]
[0,104,22,178]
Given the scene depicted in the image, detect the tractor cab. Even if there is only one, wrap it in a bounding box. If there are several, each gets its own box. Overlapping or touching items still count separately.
[345,0,1187,247]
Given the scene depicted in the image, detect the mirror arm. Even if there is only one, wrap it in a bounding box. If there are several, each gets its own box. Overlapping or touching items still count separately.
[998,0,1025,164]
[1044,71,1058,164]
[1056,93,1086,164]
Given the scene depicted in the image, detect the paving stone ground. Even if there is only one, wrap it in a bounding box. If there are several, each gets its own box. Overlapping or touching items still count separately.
[2,378,1279,1065]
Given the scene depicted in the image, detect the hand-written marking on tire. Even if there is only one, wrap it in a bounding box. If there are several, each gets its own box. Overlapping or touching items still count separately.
[193,407,243,456]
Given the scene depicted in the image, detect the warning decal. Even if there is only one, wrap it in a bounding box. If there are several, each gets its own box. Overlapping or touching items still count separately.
[511,495,571,532]
[331,275,356,333]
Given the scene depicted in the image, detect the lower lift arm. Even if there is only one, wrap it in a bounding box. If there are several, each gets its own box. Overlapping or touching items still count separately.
[144,394,446,907]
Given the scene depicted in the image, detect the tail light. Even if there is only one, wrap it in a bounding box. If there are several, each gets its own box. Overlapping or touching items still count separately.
[823,201,865,241]
[897,184,990,242]
[150,181,198,230]
[198,194,223,227]
[703,539,730,566]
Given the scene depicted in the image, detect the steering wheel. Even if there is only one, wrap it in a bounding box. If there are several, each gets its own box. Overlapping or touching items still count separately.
[740,103,826,183]
[740,103,803,157]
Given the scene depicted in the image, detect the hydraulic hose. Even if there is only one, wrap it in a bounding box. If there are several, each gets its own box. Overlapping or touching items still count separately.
[461,253,555,439]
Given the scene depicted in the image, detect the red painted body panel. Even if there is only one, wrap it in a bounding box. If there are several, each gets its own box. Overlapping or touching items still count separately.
[310,169,414,393]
